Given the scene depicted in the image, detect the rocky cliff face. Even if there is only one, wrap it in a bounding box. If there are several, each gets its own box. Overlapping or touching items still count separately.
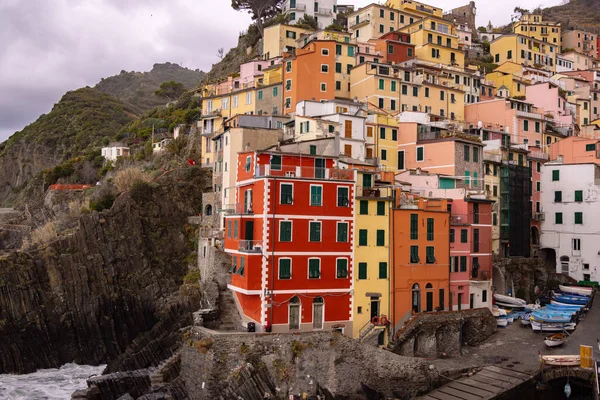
[0,167,208,374]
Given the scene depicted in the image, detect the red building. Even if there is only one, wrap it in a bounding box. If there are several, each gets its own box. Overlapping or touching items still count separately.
[223,150,356,333]
[449,198,493,311]
[369,31,415,64]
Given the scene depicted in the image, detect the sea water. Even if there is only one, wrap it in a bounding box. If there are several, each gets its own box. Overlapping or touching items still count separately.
[0,364,105,400]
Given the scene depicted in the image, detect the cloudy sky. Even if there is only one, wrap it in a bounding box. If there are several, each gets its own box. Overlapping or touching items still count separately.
[0,0,563,142]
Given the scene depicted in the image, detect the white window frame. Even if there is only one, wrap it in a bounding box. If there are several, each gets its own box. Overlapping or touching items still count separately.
[280,182,294,205]
[337,185,350,207]
[279,220,293,242]
[336,221,349,243]
[307,257,321,279]
[245,156,252,172]
[572,238,581,251]
[286,79,292,91]
[308,221,322,242]
[309,184,323,206]
[232,95,238,108]
[320,83,327,92]
[335,257,349,279]
[246,91,252,105]
[206,100,213,113]
[279,257,292,280]
[321,64,329,73]
[321,48,329,56]
[222,97,229,110]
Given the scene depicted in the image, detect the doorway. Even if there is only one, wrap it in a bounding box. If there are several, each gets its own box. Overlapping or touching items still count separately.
[370,297,380,319]
[457,293,463,310]
[314,158,325,179]
[312,297,324,330]
[470,293,474,309]
[426,283,433,312]
[412,283,421,313]
[289,296,300,330]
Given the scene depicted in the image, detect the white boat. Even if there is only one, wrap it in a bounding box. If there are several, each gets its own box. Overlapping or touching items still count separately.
[496,317,508,327]
[542,355,580,366]
[559,285,593,297]
[494,294,527,306]
[520,319,531,326]
[544,333,566,348]
[492,306,507,316]
[551,300,587,308]
[507,315,514,323]
[531,321,576,332]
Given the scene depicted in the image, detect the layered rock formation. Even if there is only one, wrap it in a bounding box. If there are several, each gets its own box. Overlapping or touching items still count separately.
[0,167,208,374]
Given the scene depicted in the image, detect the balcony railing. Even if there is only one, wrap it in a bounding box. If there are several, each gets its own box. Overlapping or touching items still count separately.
[356,186,393,198]
[289,3,306,10]
[316,7,332,16]
[349,15,370,28]
[516,110,544,120]
[223,203,254,215]
[239,240,263,253]
[529,150,549,160]
[255,165,354,181]
[417,130,481,143]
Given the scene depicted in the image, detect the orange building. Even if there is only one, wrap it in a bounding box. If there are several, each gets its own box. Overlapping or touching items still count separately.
[390,194,450,333]
[282,39,356,114]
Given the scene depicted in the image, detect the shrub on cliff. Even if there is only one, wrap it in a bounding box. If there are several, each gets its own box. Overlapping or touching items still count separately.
[130,180,153,203]
[21,221,59,250]
[113,167,152,193]
[90,192,115,212]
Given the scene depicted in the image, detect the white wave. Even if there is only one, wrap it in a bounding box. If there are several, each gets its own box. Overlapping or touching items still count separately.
[0,363,105,400]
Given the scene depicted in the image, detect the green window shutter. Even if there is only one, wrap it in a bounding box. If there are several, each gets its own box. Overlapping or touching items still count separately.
[379,79,384,90]
[363,174,372,187]
[379,127,386,139]
[337,187,349,207]
[554,191,562,202]
[410,245,420,263]
[555,212,563,224]
[439,178,455,189]
[377,201,385,215]
[310,186,322,206]
[402,85,407,95]
[473,147,479,162]
[358,262,367,280]
[359,229,368,246]
[348,46,354,56]
[360,200,369,215]
[336,259,348,278]
[416,147,424,161]
[552,170,559,181]
[337,223,348,242]
[379,262,387,279]
[586,143,596,151]
[309,222,321,242]
[229,256,237,273]
[227,220,232,238]
[376,230,385,246]
[427,218,434,241]
[335,62,342,73]
[281,184,293,204]
[575,212,583,224]
[258,90,263,100]
[391,81,397,92]
[460,256,467,272]
[426,246,436,264]
[524,120,529,131]
[336,44,342,55]
[308,259,320,279]
[465,170,470,186]
[575,190,583,202]
[535,121,540,133]
[273,87,278,96]
[410,214,418,239]
[392,129,398,141]
[450,229,455,242]
[234,220,238,238]
[280,221,292,242]
[464,145,470,161]
[460,229,468,243]
[279,259,291,279]
[473,172,478,188]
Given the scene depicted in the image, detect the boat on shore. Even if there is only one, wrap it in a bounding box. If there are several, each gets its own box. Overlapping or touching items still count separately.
[531,312,572,323]
[541,355,580,366]
[496,317,508,327]
[494,294,527,306]
[550,300,586,308]
[531,321,576,332]
[553,295,588,305]
[559,285,593,297]
[544,333,566,348]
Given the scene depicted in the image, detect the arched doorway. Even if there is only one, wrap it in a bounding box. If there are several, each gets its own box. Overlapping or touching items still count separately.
[425,283,434,312]
[412,283,421,313]
[205,204,213,216]
[312,297,324,330]
[289,296,301,330]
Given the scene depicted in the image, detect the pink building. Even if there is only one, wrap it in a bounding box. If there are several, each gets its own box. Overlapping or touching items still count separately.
[525,82,573,126]
[239,58,282,86]
[549,136,600,164]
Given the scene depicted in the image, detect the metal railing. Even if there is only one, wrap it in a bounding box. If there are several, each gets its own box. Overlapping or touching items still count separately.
[239,240,262,253]
[316,7,332,16]
[289,3,306,10]
[222,203,254,215]
[417,130,481,143]
[255,165,354,181]
[356,186,393,198]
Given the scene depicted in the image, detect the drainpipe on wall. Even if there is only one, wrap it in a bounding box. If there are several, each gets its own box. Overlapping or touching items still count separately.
[269,176,277,328]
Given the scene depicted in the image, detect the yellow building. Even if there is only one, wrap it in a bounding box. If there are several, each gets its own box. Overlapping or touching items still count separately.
[513,14,561,48]
[347,3,419,42]
[385,0,443,18]
[352,170,393,345]
[263,24,314,58]
[485,72,527,98]
[490,34,558,72]
[350,62,420,114]
[367,113,401,171]
[400,17,465,67]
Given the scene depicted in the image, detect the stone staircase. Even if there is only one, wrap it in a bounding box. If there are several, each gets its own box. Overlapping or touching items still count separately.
[149,349,182,391]
[216,286,244,331]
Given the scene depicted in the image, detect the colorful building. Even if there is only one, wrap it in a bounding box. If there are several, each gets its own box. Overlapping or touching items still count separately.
[223,149,356,333]
[263,24,314,59]
[390,194,450,332]
[282,0,337,29]
[386,0,444,19]
[512,14,561,48]
[400,17,465,68]
[368,31,415,64]
[347,3,418,42]
[562,30,597,58]
[490,35,558,73]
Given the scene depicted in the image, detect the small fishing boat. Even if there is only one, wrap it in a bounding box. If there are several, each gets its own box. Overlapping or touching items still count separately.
[541,355,580,366]
[559,285,593,297]
[520,314,531,326]
[531,321,576,332]
[545,305,580,314]
[494,294,527,306]
[492,306,507,316]
[496,317,508,327]
[550,299,585,308]
[553,295,588,305]
[531,312,572,323]
[544,333,566,347]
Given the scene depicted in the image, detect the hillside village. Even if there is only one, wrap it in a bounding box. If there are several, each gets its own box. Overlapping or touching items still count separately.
[89,0,600,348]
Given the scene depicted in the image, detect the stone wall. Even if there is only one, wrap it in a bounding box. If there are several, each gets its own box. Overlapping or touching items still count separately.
[176,327,443,400]
[394,308,496,358]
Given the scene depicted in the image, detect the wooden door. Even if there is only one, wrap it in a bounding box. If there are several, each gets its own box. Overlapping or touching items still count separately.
[345,120,352,138]
[289,304,300,330]
[344,144,352,157]
[313,303,323,329]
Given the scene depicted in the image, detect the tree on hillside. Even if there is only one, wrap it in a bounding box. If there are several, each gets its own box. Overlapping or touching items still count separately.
[231,0,283,38]
[296,15,319,30]
[155,81,185,102]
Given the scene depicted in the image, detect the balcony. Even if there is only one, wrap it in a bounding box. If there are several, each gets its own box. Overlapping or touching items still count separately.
[417,129,481,143]
[316,7,332,16]
[516,110,544,120]
[349,15,370,29]
[529,150,549,160]
[223,203,254,215]
[255,165,354,181]
[356,186,393,199]
[289,3,306,10]
[239,240,263,253]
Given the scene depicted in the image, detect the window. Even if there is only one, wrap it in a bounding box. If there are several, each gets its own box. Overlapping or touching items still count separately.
[320,83,327,92]
[227,220,232,238]
[321,48,329,56]
[398,150,405,170]
[381,149,387,160]
[378,98,384,109]
[280,221,292,242]
[426,247,436,264]
[258,90,263,101]
[377,201,385,216]
[416,146,424,161]
[309,221,322,242]
[572,238,581,251]
[460,256,467,272]
[337,187,349,207]
[309,145,316,155]
[410,214,418,239]
[460,229,467,243]
[376,230,385,246]
[348,46,354,57]
[425,87,430,97]
[391,81,397,92]
[391,129,398,141]
[427,218,434,241]
[378,79,384,90]
[535,121,540,133]
[554,191,562,202]
[473,229,479,253]
[244,156,251,172]
[279,258,291,279]
[507,50,512,59]
[273,87,278,97]
[308,259,321,279]
[536,182,540,192]
[575,190,583,202]
[402,85,407,95]
[234,220,238,239]
[410,246,420,263]
[390,100,396,111]
[413,87,418,97]
[473,147,479,162]
[555,212,563,224]
[450,229,455,243]
[238,257,245,276]
[270,154,282,170]
[586,143,596,151]
[388,44,394,54]
[360,200,368,215]
[523,120,529,131]
[493,213,497,226]
[337,222,348,242]
[408,48,413,57]
[335,44,342,55]
[379,127,386,139]
[464,145,470,161]
[358,262,367,280]
[575,212,583,224]
[440,91,445,101]
[336,259,348,278]
[552,170,559,181]
[310,185,322,206]
[359,229,368,246]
